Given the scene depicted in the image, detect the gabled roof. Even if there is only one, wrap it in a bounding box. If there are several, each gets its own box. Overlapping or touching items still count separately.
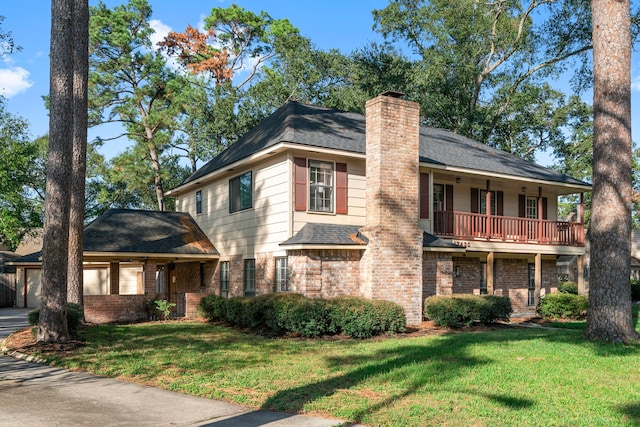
[11,209,218,264]
[176,101,589,190]
[280,223,464,252]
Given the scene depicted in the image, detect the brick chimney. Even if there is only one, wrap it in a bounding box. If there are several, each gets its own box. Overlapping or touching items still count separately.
[359,92,423,325]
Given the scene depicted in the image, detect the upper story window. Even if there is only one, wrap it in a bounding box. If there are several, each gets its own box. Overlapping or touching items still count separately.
[309,160,334,212]
[433,184,445,211]
[196,190,202,214]
[229,171,252,213]
[526,196,538,219]
[480,190,497,215]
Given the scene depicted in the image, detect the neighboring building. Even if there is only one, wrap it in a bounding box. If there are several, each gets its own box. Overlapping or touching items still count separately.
[165,93,590,324]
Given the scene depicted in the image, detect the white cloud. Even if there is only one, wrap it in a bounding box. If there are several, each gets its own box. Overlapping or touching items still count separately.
[149,19,172,48]
[632,75,640,92]
[0,67,33,98]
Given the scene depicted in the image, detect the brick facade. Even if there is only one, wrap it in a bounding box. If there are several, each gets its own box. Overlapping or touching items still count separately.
[288,249,362,298]
[360,94,424,325]
[84,294,150,324]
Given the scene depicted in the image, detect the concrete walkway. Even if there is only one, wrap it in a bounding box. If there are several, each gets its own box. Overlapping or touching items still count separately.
[0,308,358,426]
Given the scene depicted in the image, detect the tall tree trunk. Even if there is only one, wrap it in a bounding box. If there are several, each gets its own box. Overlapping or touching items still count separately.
[38,0,74,343]
[67,0,89,308]
[585,0,639,343]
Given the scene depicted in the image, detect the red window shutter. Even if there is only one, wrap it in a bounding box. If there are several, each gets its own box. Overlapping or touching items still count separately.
[542,197,548,220]
[445,185,453,211]
[471,188,479,213]
[294,157,307,211]
[420,173,430,219]
[497,191,504,216]
[336,162,348,214]
[518,194,526,218]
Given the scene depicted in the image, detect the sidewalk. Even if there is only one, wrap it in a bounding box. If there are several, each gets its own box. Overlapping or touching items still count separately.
[0,308,360,427]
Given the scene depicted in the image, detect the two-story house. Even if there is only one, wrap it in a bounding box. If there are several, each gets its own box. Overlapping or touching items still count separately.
[165,92,590,325]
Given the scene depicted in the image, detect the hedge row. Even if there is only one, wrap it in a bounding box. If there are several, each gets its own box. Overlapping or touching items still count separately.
[199,293,406,338]
[537,292,587,319]
[423,295,512,328]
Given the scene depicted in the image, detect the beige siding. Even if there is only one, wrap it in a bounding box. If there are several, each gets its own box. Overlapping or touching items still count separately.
[180,154,291,258]
[292,157,366,233]
[120,265,144,295]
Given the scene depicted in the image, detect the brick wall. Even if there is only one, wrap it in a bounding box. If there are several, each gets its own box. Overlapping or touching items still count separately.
[493,258,532,314]
[360,94,423,325]
[452,256,482,294]
[84,294,150,324]
[288,249,362,298]
[228,255,244,297]
[423,252,455,300]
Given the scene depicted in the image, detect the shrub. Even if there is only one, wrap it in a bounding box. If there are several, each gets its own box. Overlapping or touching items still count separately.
[27,303,84,335]
[330,297,406,338]
[537,292,588,319]
[423,295,512,328]
[631,279,640,302]
[475,295,513,323]
[199,295,227,321]
[558,281,579,295]
[154,299,176,320]
[197,293,405,338]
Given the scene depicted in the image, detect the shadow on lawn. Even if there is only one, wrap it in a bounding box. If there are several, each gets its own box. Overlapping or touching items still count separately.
[260,327,636,424]
[618,402,640,425]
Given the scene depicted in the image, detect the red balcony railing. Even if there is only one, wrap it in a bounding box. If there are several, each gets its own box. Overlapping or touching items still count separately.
[433,211,584,246]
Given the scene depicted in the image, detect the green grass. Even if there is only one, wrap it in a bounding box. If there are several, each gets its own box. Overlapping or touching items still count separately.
[43,320,640,427]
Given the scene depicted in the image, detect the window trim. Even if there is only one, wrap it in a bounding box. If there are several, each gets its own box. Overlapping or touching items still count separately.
[229,171,253,213]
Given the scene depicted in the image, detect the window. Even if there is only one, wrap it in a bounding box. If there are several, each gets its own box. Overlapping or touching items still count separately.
[199,263,206,289]
[229,171,252,213]
[433,184,445,211]
[480,263,490,295]
[528,263,536,306]
[220,261,229,298]
[526,196,538,219]
[244,259,255,297]
[275,257,289,292]
[309,160,333,212]
[196,190,202,214]
[480,190,497,215]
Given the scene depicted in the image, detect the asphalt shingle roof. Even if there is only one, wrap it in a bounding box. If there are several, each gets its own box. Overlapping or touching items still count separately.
[179,100,589,188]
[11,209,218,263]
[83,209,218,255]
[280,223,463,250]
[280,223,368,246]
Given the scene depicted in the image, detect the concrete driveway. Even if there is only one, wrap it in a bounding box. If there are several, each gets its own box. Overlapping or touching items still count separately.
[0,308,358,427]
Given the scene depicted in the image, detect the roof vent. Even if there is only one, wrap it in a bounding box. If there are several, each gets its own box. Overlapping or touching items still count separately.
[380,90,405,99]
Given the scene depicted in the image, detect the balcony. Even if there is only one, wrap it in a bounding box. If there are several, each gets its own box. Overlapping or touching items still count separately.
[433,211,584,246]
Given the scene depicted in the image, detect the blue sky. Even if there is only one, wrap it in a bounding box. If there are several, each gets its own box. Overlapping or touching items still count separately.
[1,0,387,142]
[1,0,638,166]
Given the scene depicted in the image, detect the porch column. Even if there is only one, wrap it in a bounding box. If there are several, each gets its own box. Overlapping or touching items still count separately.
[109,262,120,295]
[487,251,494,294]
[577,255,585,295]
[535,253,542,305]
[537,187,543,243]
[579,193,585,245]
[486,180,492,238]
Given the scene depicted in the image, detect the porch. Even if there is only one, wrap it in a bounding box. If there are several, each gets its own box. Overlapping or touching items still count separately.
[433,211,584,246]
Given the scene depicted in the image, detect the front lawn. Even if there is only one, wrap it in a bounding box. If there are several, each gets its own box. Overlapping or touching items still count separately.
[28,321,640,426]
